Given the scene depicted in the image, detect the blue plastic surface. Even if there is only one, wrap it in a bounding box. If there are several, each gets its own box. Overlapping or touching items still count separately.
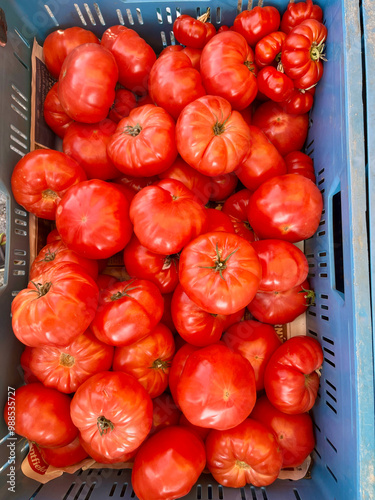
[0,1,374,499]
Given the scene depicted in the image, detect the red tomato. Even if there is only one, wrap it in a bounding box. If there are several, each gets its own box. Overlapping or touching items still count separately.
[129,178,208,255]
[281,0,323,35]
[101,26,156,95]
[79,435,138,464]
[113,323,175,398]
[173,14,210,49]
[255,31,287,67]
[58,43,118,123]
[177,343,257,430]
[20,346,39,384]
[96,273,119,292]
[257,66,294,102]
[29,240,98,281]
[182,46,202,71]
[55,179,133,260]
[11,262,99,348]
[200,31,258,110]
[179,413,210,441]
[236,125,287,191]
[281,86,315,115]
[205,208,236,233]
[176,95,251,176]
[233,6,281,46]
[252,101,309,156]
[107,104,177,177]
[132,426,206,500]
[11,149,86,220]
[4,383,78,448]
[70,371,153,461]
[248,174,323,242]
[264,335,323,414]
[43,27,99,79]
[160,292,177,334]
[38,436,88,468]
[251,395,315,467]
[205,418,283,487]
[113,173,158,193]
[150,393,181,435]
[149,52,206,120]
[90,278,164,346]
[281,19,327,89]
[123,235,179,294]
[43,83,73,138]
[28,330,114,394]
[222,190,257,243]
[46,228,62,244]
[248,278,314,324]
[108,88,137,123]
[222,320,281,391]
[284,150,316,182]
[180,231,261,315]
[169,343,200,407]
[208,173,238,201]
[252,239,309,291]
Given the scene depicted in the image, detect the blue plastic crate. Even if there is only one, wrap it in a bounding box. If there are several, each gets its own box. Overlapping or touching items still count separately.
[0,1,374,499]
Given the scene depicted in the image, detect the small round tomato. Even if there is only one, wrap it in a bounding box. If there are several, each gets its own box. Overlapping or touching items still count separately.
[38,436,88,468]
[281,87,315,115]
[257,66,294,102]
[173,14,210,49]
[284,150,316,182]
[43,83,73,138]
[233,6,281,47]
[222,190,257,243]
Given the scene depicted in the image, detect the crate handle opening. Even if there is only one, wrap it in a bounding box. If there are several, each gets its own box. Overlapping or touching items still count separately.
[332,190,345,294]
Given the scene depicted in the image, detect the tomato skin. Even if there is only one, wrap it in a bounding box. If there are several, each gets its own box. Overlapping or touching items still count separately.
[205,208,236,234]
[264,335,323,414]
[20,347,40,383]
[281,0,323,35]
[222,320,282,391]
[90,278,164,346]
[236,125,287,192]
[257,66,294,102]
[179,231,262,315]
[281,87,315,115]
[149,52,206,120]
[46,228,62,244]
[58,43,118,123]
[43,27,99,79]
[255,31,287,67]
[132,426,206,500]
[200,31,258,110]
[150,393,181,435]
[129,178,208,255]
[55,179,133,260]
[113,173,158,193]
[248,174,323,242]
[11,149,87,220]
[205,418,283,487]
[28,330,114,394]
[233,6,281,47]
[284,151,316,182]
[38,436,88,468]
[251,395,315,467]
[173,14,208,49]
[208,173,238,201]
[43,83,73,138]
[3,383,78,448]
[221,190,257,243]
[108,88,138,123]
[169,343,200,407]
[11,262,99,348]
[107,104,178,177]
[71,371,153,461]
[113,323,175,398]
[177,343,257,430]
[179,413,210,441]
[176,95,251,176]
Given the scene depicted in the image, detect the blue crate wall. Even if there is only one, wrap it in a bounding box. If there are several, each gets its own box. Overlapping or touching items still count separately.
[0,0,374,499]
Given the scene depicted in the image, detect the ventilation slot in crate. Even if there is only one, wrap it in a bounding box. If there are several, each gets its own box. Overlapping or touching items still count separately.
[43,4,59,26]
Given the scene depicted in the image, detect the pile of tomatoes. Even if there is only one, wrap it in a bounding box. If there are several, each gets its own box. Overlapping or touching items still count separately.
[5,0,327,498]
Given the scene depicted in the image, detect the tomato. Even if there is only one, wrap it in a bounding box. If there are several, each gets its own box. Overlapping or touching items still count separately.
[43,27,99,79]
[233,6,281,47]
[281,86,315,115]
[257,66,294,102]
[28,330,114,394]
[281,19,327,89]
[264,335,323,415]
[284,150,316,182]
[79,435,138,464]
[132,426,206,500]
[281,0,323,35]
[11,149,86,220]
[113,173,158,193]
[251,395,315,467]
[90,278,164,346]
[20,346,39,384]
[129,178,208,255]
[205,418,283,487]
[176,95,251,176]
[221,190,257,243]
[149,51,206,120]
[208,173,238,201]
[200,31,258,110]
[255,31,287,67]
[43,83,73,138]
[46,228,62,244]
[205,208,235,233]
[236,125,287,191]
[222,320,282,391]
[108,88,137,123]
[150,393,181,435]
[3,383,78,448]
[179,231,261,315]
[248,174,323,242]
[55,179,133,260]
[173,14,211,49]
[123,235,179,294]
[38,436,88,468]
[252,101,309,156]
[70,371,153,461]
[177,343,256,430]
[113,323,175,398]
[252,239,308,291]
[182,46,202,71]
[107,104,177,177]
[101,26,156,95]
[12,262,99,348]
[160,292,177,334]
[169,343,200,407]
[58,43,118,123]
[96,273,119,293]
[179,413,210,441]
